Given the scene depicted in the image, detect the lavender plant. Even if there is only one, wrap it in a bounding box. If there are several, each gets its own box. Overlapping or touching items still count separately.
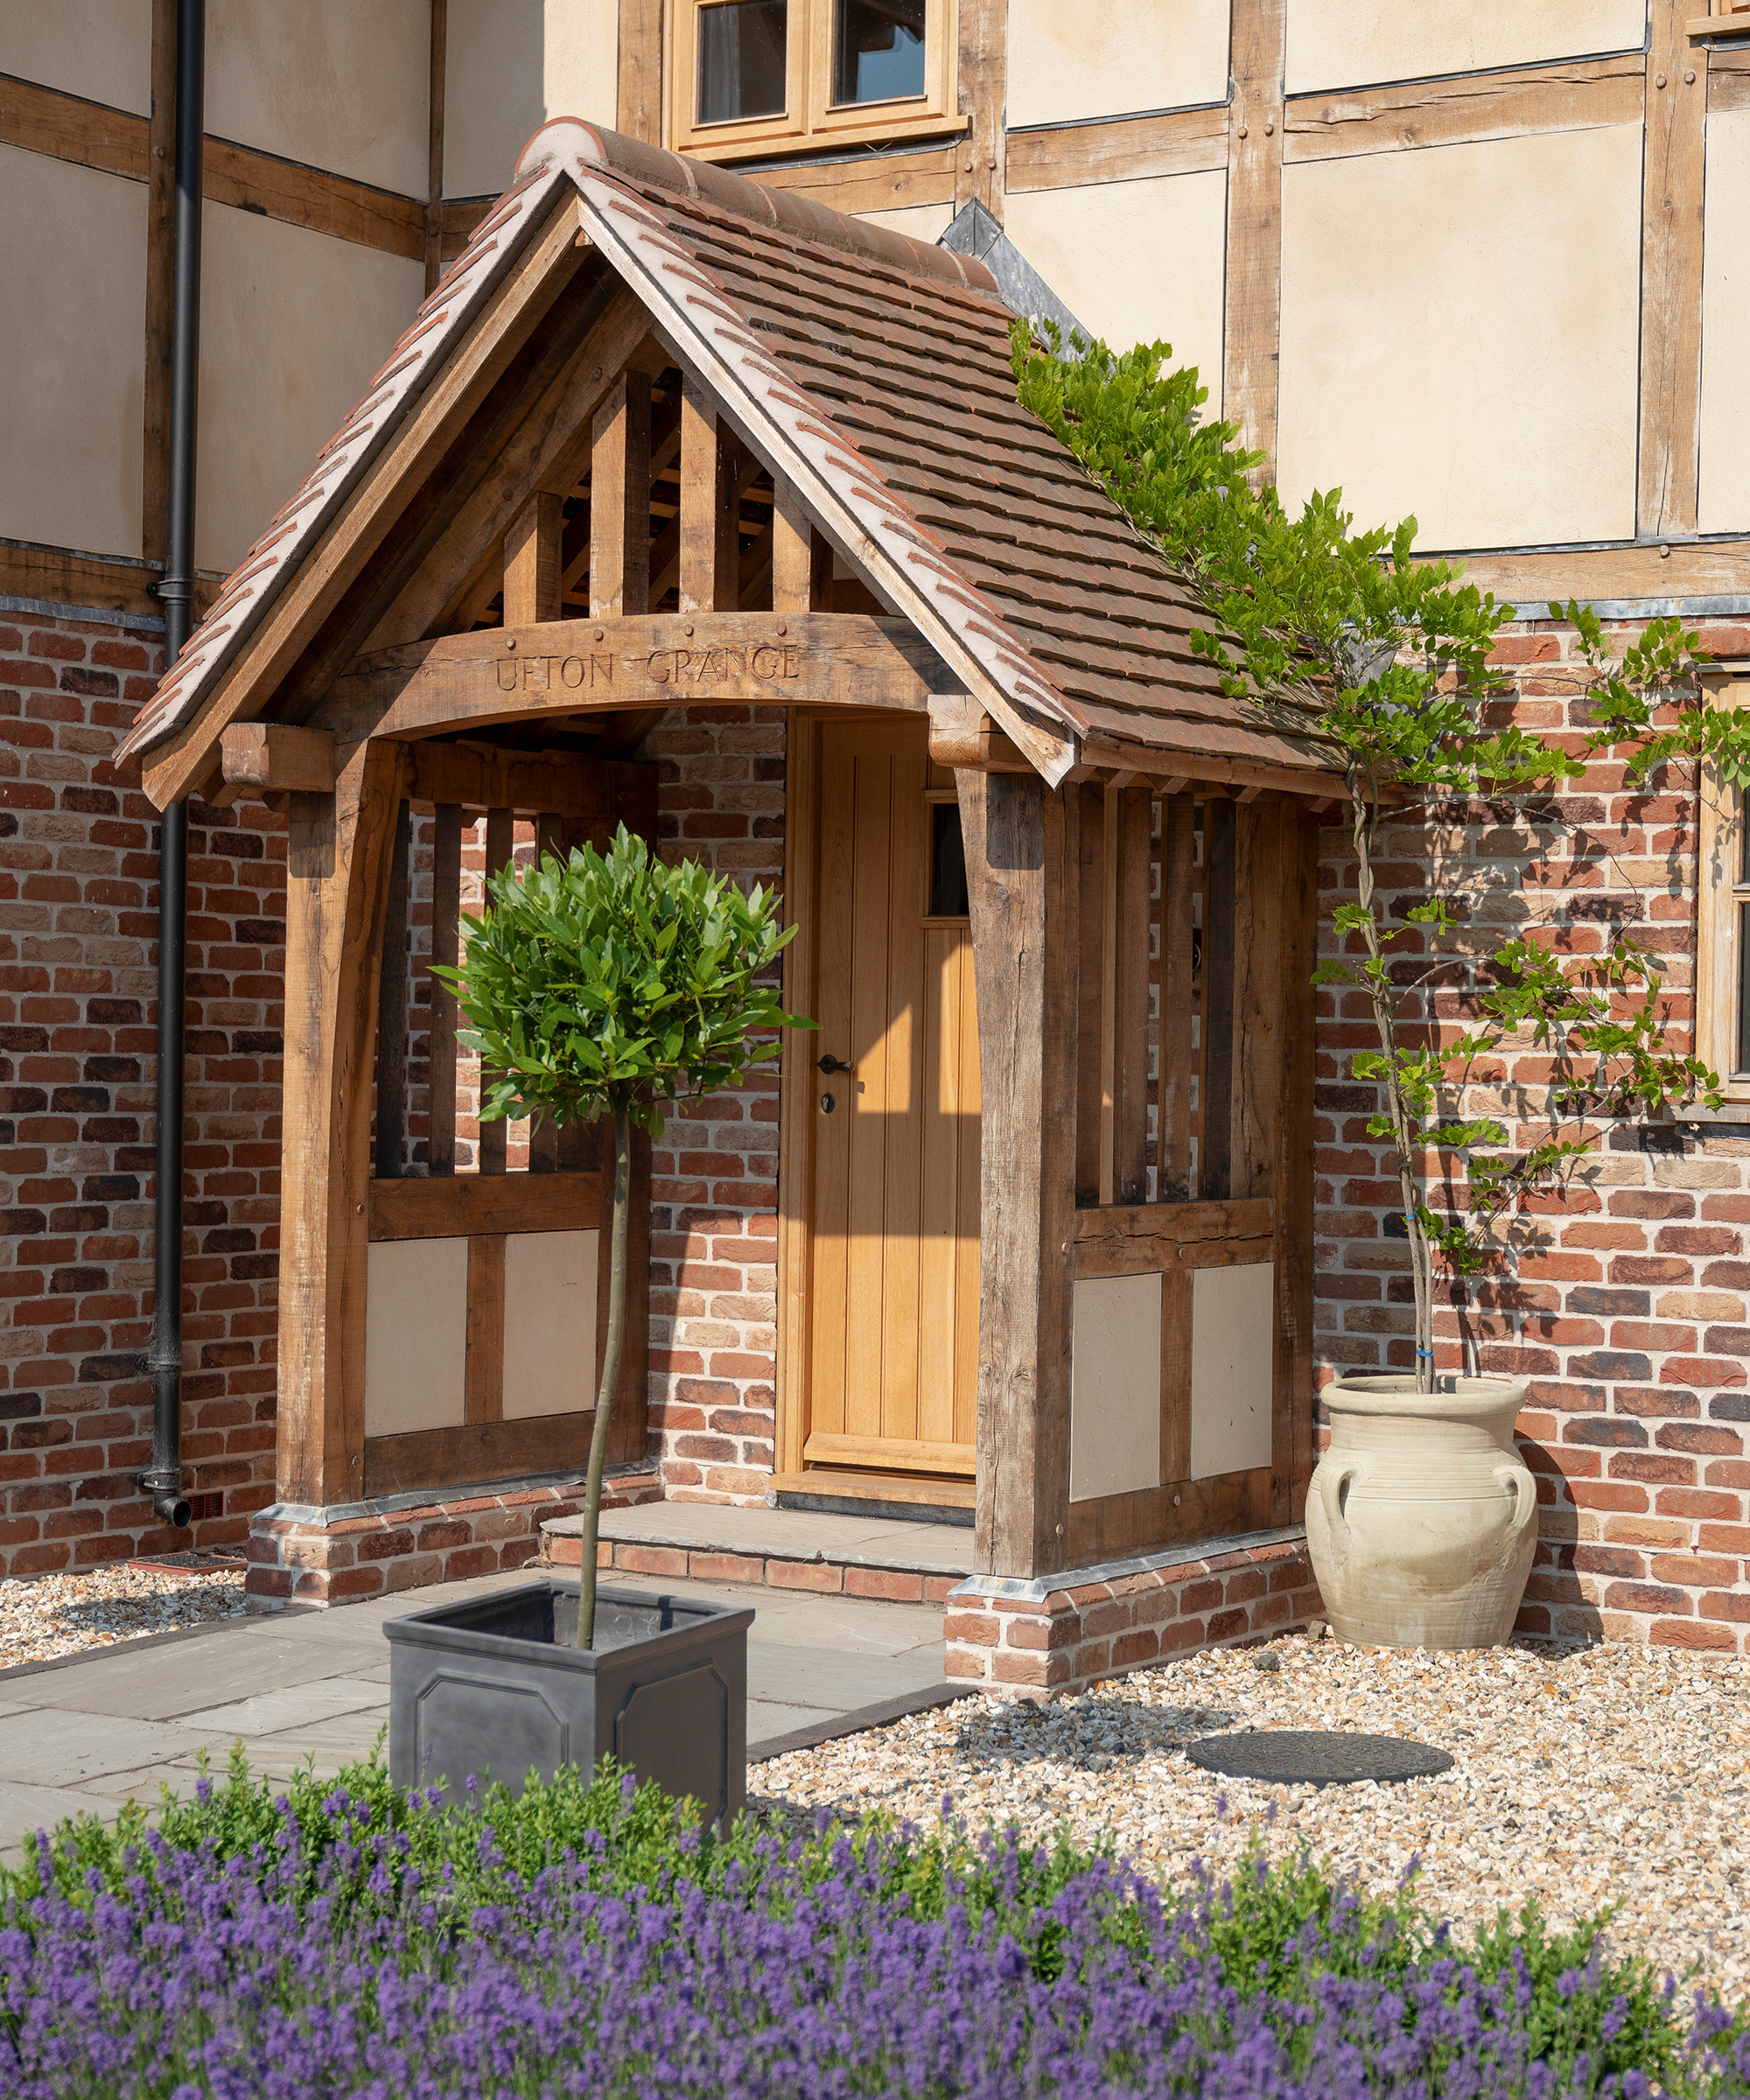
[1015,325,1750,1392]
[2,1746,1745,2096]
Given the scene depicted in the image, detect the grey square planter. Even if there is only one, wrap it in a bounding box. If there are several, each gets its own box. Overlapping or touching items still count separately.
[383,1578,753,1824]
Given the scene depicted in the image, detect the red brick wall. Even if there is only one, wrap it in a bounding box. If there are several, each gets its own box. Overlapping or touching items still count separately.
[647,704,788,1504]
[11,599,1750,1649]
[1314,618,1750,1655]
[0,606,282,1575]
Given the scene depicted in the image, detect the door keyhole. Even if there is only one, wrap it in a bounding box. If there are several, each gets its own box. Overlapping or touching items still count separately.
[820,1092,836,1115]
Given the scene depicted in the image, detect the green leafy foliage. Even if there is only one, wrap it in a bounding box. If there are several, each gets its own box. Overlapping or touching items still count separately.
[1015,320,1734,1382]
[4,1751,1726,2094]
[437,822,810,1141]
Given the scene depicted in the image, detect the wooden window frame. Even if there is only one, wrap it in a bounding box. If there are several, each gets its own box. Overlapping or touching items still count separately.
[1695,667,1750,1098]
[669,0,964,163]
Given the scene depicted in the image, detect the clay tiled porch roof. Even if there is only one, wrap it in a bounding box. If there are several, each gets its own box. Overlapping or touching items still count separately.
[118,121,1338,797]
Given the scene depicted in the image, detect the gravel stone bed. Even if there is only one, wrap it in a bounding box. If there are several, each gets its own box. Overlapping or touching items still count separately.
[0,1560,248,1669]
[753,1629,1750,2001]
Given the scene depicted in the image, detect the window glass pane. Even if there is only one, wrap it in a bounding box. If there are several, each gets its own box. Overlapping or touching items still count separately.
[833,0,927,105]
[1740,901,1750,1073]
[698,0,788,123]
[929,801,969,917]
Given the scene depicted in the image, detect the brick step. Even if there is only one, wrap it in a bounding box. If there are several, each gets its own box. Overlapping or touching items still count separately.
[540,1499,972,1605]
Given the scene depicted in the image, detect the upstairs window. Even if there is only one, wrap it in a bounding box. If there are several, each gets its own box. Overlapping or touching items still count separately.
[673,0,960,161]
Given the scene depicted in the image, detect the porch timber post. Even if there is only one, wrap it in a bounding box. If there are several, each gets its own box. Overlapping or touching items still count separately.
[958,766,1078,1578]
[278,738,409,1505]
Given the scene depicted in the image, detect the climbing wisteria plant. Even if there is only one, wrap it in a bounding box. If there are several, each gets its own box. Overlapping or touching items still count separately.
[1015,322,1750,1390]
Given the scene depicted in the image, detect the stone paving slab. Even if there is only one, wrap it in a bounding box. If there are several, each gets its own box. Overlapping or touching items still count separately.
[0,1565,945,1859]
[0,1708,231,1789]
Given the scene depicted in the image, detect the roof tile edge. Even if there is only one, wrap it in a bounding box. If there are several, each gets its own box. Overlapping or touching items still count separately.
[515,118,1001,302]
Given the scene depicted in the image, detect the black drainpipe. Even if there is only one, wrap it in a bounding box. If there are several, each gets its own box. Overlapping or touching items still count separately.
[137,0,205,1532]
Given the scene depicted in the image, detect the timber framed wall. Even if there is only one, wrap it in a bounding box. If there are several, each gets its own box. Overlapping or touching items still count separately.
[9,2,1750,1654]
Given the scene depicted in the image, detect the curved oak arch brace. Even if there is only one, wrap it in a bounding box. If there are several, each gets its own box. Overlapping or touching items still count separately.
[312,612,964,746]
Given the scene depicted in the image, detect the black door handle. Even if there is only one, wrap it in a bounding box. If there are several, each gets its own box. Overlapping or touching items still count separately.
[816,1053,850,1074]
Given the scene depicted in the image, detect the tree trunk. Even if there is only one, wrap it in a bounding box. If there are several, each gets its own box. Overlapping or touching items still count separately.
[574,1103,632,1649]
[1350,786,1437,1395]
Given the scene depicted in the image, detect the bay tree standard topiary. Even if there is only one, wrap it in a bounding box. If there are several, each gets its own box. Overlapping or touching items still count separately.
[439,824,811,1649]
[1015,321,1750,1646]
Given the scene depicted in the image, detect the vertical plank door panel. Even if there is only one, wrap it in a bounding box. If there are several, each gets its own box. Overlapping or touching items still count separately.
[844,742,895,1446]
[884,739,929,1445]
[807,726,858,1442]
[804,718,981,1478]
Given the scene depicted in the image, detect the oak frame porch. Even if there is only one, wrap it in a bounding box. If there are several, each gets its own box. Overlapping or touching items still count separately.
[116,117,1335,1596]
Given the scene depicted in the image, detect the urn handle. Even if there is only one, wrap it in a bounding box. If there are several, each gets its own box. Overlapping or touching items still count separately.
[1320,1461,1364,1555]
[1494,1464,1539,1544]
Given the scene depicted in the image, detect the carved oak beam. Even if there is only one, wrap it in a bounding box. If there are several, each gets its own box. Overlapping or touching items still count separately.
[314,612,968,744]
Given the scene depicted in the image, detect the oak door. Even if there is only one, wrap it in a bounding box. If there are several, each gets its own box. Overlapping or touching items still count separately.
[803,718,980,1476]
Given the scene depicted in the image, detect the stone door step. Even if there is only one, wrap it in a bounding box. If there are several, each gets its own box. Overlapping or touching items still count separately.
[540,1499,974,1604]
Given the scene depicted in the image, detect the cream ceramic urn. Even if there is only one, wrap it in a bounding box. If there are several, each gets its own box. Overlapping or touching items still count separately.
[1305,1375,1539,1650]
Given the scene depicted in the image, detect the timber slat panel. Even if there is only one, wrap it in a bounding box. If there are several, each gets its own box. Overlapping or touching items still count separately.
[1067,1467,1271,1563]
[369,1168,604,1241]
[364,1414,595,1499]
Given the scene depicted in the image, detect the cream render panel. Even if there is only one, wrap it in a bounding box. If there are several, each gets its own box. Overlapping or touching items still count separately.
[1003,171,1227,407]
[195,204,424,573]
[1069,1273,1163,1502]
[1187,1264,1273,1481]
[1277,126,1641,552]
[0,145,145,559]
[0,0,151,118]
[502,1230,600,1420]
[1006,0,1228,128]
[444,0,619,199]
[364,1238,469,1438]
[205,0,430,199]
[1285,0,1644,94]
[1700,112,1750,536]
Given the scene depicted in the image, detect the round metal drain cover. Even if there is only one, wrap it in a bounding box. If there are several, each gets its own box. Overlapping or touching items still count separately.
[1186,1731,1453,1787]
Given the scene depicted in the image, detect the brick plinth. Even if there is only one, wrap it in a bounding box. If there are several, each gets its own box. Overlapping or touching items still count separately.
[944,1534,1325,1695]
[245,1470,662,1606]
